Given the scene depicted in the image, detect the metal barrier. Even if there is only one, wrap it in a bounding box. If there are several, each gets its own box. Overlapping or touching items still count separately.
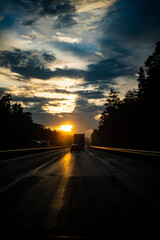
[0,146,68,161]
[90,146,160,158]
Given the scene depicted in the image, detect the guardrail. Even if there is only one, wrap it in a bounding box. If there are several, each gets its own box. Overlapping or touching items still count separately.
[90,146,160,158]
[0,146,68,161]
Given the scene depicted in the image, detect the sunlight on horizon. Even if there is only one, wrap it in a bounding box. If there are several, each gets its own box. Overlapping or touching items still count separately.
[58,125,73,132]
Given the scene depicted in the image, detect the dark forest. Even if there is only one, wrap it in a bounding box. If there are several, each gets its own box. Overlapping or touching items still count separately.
[0,95,72,150]
[91,41,160,150]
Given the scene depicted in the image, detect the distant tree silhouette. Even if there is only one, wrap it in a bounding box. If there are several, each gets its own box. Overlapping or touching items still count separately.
[0,95,72,150]
[137,66,147,97]
[91,41,160,150]
[100,88,120,126]
[0,95,13,148]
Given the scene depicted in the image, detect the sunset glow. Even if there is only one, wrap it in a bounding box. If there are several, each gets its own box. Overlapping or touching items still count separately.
[59,125,73,132]
[0,0,159,137]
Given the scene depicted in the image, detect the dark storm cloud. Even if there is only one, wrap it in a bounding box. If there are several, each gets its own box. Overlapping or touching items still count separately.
[53,67,84,79]
[9,0,77,28]
[40,0,75,17]
[23,18,38,26]
[42,52,56,62]
[12,66,53,80]
[13,95,67,103]
[0,48,56,66]
[11,0,39,10]
[10,95,68,114]
[85,57,135,84]
[0,47,134,87]
[55,88,105,100]
[101,0,160,45]
[40,0,76,28]
[54,41,90,57]
[13,95,51,113]
[76,90,105,100]
[53,41,99,60]
[0,48,56,80]
[0,48,87,80]
[12,96,50,104]
[53,13,76,28]
[54,89,70,94]
[74,98,104,113]
[91,0,160,90]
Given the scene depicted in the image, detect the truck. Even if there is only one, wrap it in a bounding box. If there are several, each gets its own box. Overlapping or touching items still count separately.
[73,134,85,151]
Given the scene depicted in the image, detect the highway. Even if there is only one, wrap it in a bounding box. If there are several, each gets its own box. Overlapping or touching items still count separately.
[0,147,160,239]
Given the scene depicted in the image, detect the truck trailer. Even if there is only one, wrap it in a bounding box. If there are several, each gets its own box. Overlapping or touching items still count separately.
[74,134,85,151]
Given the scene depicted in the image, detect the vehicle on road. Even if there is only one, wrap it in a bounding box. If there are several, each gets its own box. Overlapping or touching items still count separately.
[74,134,85,151]
[70,144,80,153]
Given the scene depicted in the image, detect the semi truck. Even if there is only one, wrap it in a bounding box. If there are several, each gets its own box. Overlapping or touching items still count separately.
[74,134,85,151]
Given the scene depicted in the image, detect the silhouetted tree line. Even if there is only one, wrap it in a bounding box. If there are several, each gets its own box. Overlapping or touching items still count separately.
[0,95,72,150]
[91,41,160,150]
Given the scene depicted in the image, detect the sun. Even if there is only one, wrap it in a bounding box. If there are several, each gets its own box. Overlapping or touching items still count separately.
[59,125,73,132]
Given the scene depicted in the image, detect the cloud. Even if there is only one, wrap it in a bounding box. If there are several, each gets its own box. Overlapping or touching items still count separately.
[0,87,7,98]
[0,0,77,29]
[55,88,105,100]
[40,0,75,17]
[83,0,160,92]
[12,0,77,28]
[94,113,101,121]
[75,90,105,100]
[69,97,105,134]
[23,18,38,26]
[0,48,88,81]
[113,76,138,99]
[0,48,56,66]
[0,86,102,135]
[0,44,141,98]
[22,30,45,41]
[90,0,160,94]
[75,0,116,13]
[0,48,57,80]
[1,0,159,136]
[0,16,4,22]
[52,67,85,79]
[74,98,104,113]
[101,0,160,46]
[84,56,135,86]
[52,32,81,44]
[53,41,100,62]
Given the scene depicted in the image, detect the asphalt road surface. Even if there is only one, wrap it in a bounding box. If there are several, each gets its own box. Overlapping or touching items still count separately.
[0,147,160,239]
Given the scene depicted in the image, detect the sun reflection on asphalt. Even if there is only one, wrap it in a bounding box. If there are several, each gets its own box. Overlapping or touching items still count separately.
[49,152,72,220]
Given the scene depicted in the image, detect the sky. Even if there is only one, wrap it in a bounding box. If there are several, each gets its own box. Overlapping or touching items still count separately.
[0,0,160,137]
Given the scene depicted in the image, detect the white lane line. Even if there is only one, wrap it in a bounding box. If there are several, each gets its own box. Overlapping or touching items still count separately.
[88,150,160,211]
